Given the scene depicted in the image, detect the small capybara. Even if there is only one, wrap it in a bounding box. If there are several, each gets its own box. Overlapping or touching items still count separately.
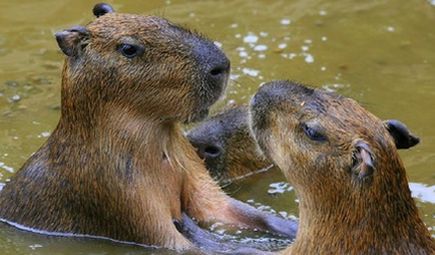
[188,105,420,185]
[249,80,434,254]
[0,4,297,253]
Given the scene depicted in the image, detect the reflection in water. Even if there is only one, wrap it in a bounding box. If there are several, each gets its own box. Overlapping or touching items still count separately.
[0,0,434,254]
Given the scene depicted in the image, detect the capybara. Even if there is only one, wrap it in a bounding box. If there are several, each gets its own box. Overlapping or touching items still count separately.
[187,105,272,184]
[188,105,420,185]
[0,4,297,253]
[249,80,434,254]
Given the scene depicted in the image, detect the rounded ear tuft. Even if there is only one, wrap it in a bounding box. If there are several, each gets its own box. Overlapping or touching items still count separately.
[55,26,89,57]
[93,3,115,18]
[384,119,420,149]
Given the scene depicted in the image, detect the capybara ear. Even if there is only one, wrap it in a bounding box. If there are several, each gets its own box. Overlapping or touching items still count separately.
[55,26,89,57]
[352,140,375,179]
[93,3,115,17]
[384,119,420,149]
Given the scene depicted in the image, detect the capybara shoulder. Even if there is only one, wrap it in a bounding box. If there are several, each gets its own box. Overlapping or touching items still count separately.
[250,80,434,254]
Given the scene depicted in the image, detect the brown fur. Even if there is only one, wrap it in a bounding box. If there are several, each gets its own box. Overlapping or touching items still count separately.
[249,80,435,255]
[187,105,273,184]
[187,105,418,186]
[0,7,295,252]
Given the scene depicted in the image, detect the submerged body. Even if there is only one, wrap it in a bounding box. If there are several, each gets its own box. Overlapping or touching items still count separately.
[249,80,434,254]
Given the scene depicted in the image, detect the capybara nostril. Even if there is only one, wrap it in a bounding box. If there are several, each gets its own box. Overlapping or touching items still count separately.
[188,134,224,160]
[203,145,222,158]
[207,58,230,88]
[197,143,223,160]
[190,141,224,161]
[209,61,230,77]
[190,39,230,109]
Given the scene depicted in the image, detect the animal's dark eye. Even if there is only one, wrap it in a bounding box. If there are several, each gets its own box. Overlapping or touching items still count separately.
[117,43,143,58]
[302,123,327,142]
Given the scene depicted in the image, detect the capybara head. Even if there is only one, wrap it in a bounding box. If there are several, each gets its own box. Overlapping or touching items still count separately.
[55,3,230,123]
[187,106,272,183]
[250,80,419,195]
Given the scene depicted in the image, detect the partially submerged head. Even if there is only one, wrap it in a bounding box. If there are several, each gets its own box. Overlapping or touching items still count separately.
[187,106,272,183]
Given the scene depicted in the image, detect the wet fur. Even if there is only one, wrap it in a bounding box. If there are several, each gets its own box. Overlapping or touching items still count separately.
[250,80,435,255]
[187,106,272,184]
[188,105,420,185]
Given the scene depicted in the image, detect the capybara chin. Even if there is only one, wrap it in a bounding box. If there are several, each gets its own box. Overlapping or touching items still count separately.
[0,4,297,253]
[249,80,434,254]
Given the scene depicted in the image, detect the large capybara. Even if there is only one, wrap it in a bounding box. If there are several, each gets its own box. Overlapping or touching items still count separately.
[0,4,297,253]
[249,80,435,254]
[188,105,420,185]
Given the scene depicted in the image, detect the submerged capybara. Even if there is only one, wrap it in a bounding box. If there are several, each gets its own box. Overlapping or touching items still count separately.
[249,80,434,254]
[188,105,420,185]
[0,4,297,252]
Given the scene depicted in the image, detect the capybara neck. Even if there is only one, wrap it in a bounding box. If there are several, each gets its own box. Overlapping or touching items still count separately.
[58,62,174,136]
[55,85,187,176]
[57,56,188,168]
[58,73,165,142]
[294,151,431,254]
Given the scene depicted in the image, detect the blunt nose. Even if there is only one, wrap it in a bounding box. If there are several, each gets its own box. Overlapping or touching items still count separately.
[206,55,230,88]
[208,58,230,78]
[192,141,223,160]
[193,39,230,87]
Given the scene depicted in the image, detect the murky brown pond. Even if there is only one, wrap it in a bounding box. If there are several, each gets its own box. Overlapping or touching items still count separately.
[0,0,434,254]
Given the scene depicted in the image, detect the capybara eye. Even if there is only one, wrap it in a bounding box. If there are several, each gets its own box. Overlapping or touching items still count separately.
[302,123,327,142]
[117,43,144,58]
